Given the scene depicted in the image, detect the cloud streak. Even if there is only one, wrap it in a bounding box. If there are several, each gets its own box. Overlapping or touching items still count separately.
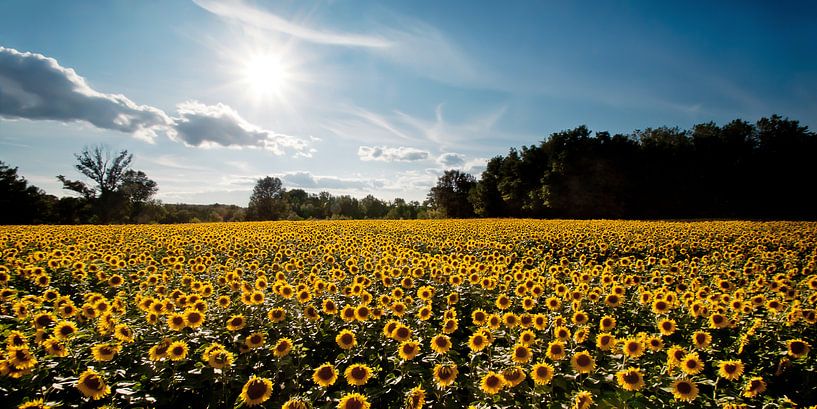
[193,0,392,48]
[0,46,171,142]
[358,145,430,162]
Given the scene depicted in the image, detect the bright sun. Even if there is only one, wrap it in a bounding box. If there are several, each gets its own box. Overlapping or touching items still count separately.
[242,54,290,99]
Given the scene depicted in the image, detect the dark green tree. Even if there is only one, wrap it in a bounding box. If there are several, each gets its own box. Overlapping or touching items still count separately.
[427,170,477,218]
[247,176,289,220]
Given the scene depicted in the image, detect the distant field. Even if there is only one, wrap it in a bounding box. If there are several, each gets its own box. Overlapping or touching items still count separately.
[1,220,815,408]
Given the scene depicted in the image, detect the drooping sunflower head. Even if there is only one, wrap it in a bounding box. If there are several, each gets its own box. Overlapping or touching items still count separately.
[76,369,110,400]
[433,364,458,388]
[502,366,526,387]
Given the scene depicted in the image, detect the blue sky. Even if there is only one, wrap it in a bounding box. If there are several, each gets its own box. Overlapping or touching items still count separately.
[2,0,816,205]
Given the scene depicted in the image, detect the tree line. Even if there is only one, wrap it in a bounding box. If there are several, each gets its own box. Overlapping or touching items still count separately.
[428,114,817,219]
[0,146,430,224]
[3,114,816,224]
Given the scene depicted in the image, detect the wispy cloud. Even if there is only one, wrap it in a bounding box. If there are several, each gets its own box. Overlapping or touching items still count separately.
[193,0,392,48]
[0,46,171,142]
[357,145,430,162]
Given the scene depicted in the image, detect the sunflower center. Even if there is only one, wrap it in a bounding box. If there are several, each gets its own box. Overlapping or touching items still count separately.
[577,355,591,367]
[676,381,692,394]
[790,341,806,354]
[246,380,268,400]
[341,334,353,344]
[318,366,334,380]
[345,397,365,409]
[486,375,500,387]
[623,372,640,384]
[172,346,184,355]
[351,366,368,379]
[724,364,737,373]
[84,375,102,391]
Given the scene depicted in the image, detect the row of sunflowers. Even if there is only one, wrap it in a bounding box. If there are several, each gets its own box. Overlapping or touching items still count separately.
[0,220,815,408]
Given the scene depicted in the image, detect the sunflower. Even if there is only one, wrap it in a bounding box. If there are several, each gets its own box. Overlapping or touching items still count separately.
[240,376,273,407]
[573,390,594,409]
[671,378,698,402]
[166,312,186,331]
[76,369,110,400]
[148,338,172,361]
[717,359,744,380]
[571,351,595,374]
[226,315,246,331]
[433,364,458,387]
[652,299,670,314]
[16,398,51,409]
[345,363,373,386]
[531,362,554,385]
[336,330,357,350]
[341,306,357,322]
[691,331,712,349]
[53,321,77,340]
[430,334,451,354]
[338,392,370,409]
[615,367,645,391]
[273,338,293,357]
[268,308,286,323]
[471,309,488,326]
[392,324,412,342]
[322,299,338,315]
[245,333,265,349]
[786,339,810,358]
[468,332,489,352]
[599,315,616,331]
[502,366,526,387]
[554,326,571,341]
[480,371,505,395]
[313,363,338,387]
[657,318,676,336]
[596,333,616,351]
[546,340,566,361]
[680,353,704,375]
[91,343,120,362]
[440,318,458,334]
[417,305,432,321]
[399,340,420,360]
[282,398,309,409]
[43,337,68,357]
[621,338,644,359]
[184,309,205,329]
[743,377,766,398]
[207,349,234,369]
[511,344,532,364]
[709,313,729,329]
[405,386,425,409]
[7,331,27,348]
[167,340,189,361]
[9,347,37,369]
[666,345,687,366]
[113,324,134,343]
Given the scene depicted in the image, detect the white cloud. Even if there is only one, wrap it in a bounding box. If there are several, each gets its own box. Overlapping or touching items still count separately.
[281,171,384,191]
[0,46,171,142]
[169,101,314,156]
[358,145,430,162]
[437,152,466,167]
[193,0,392,48]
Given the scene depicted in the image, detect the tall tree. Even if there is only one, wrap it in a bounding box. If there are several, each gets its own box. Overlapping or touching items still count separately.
[247,176,289,220]
[57,145,157,223]
[428,170,477,218]
[0,161,56,224]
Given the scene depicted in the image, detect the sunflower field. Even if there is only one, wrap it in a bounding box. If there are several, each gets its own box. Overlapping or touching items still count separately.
[1,220,815,409]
